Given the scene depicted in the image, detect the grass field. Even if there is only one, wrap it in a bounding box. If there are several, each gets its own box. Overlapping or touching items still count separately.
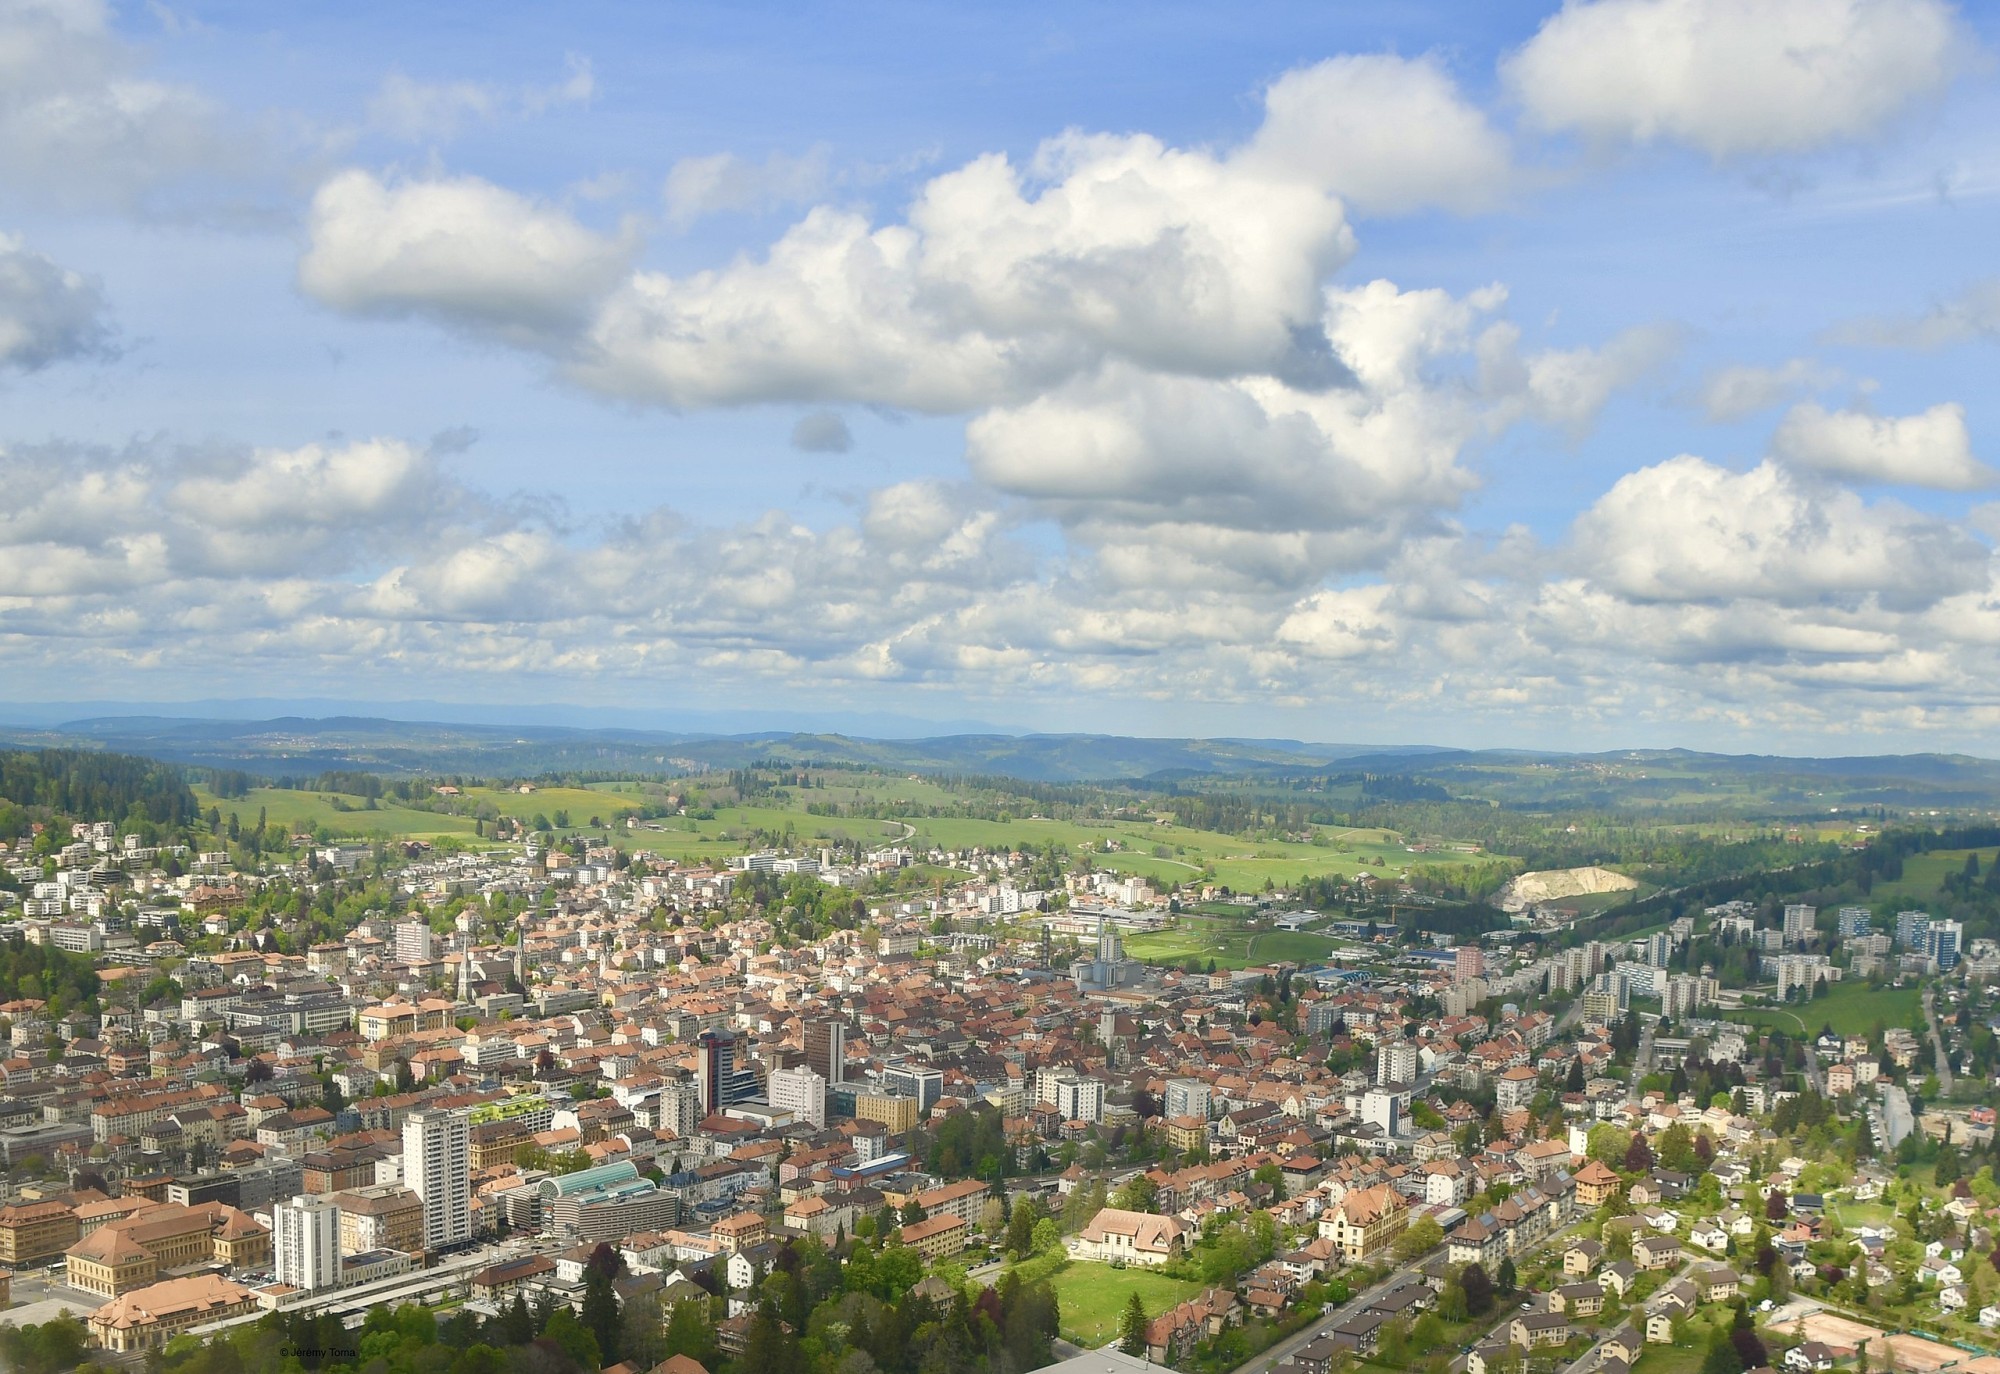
[191,786,479,840]
[1045,1262,1205,1346]
[1117,920,1352,970]
[191,775,1509,896]
[1725,981,1920,1038]
[1866,847,1992,902]
[1827,1200,1895,1228]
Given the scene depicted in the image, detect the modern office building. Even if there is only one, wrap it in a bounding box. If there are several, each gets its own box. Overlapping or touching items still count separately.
[1928,919,1963,971]
[804,1019,846,1085]
[697,1029,760,1113]
[401,1109,470,1250]
[1782,904,1816,947]
[882,1064,943,1114]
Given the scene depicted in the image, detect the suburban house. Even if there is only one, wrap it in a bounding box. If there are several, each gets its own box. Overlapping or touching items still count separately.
[1070,1208,1189,1267]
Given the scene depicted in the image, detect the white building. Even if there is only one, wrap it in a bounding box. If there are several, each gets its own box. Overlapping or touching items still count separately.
[274,1194,342,1292]
[1051,1074,1104,1125]
[1662,972,1719,1020]
[395,920,434,964]
[1782,905,1816,948]
[1162,1079,1211,1122]
[1771,953,1837,1001]
[1376,1042,1419,1086]
[769,1065,827,1129]
[402,1109,471,1249]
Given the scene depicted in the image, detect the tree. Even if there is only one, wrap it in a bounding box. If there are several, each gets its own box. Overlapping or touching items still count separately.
[1380,1317,1412,1366]
[1394,1216,1445,1262]
[1625,1132,1655,1172]
[1588,1124,1630,1167]
[1007,1196,1036,1257]
[660,1294,718,1366]
[1657,1122,1696,1173]
[503,1294,535,1346]
[1113,1175,1159,1213]
[541,1308,600,1373]
[1702,1325,1745,1374]
[982,1195,1007,1237]
[580,1244,622,1364]
[1120,1292,1148,1356]
[739,1302,803,1374]
[1766,1187,1789,1221]
[1496,1257,1517,1295]
[1461,1262,1495,1316]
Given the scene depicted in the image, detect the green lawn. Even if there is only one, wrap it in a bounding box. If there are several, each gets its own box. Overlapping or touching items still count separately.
[1045,1262,1205,1347]
[1636,1340,1706,1374]
[1724,981,1920,1038]
[1246,931,1348,964]
[1865,848,1994,902]
[1827,1200,1895,1228]
[191,785,479,840]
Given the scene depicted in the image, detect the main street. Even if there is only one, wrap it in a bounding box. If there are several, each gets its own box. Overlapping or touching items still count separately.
[1923,989,1954,1096]
[1232,1257,1433,1374]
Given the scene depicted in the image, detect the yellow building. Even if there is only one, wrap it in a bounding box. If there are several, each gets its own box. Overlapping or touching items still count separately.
[1575,1160,1622,1209]
[900,1214,968,1261]
[711,1211,768,1254]
[1165,1115,1207,1156]
[0,1201,78,1265]
[63,1202,269,1298]
[853,1091,917,1135]
[88,1274,259,1352]
[1325,1184,1409,1262]
[334,1186,425,1257]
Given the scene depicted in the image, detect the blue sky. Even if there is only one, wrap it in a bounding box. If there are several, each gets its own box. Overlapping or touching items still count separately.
[3,0,2000,750]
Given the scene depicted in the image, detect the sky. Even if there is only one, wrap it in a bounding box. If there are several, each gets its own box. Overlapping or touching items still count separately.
[4,0,2000,751]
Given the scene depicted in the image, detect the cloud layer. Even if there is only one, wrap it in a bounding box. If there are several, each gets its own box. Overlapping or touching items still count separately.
[4,1,2000,749]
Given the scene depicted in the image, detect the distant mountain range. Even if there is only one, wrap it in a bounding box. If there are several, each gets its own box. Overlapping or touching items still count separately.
[0,713,1443,782]
[1,713,1998,814]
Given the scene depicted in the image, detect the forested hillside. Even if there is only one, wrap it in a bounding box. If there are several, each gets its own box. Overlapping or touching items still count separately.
[0,748,200,837]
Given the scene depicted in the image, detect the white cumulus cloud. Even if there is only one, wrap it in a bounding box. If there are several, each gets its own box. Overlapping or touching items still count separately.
[1772,400,1994,489]
[1242,53,1514,216]
[1504,0,1968,158]
[1571,454,1986,607]
[572,133,1353,411]
[298,169,637,345]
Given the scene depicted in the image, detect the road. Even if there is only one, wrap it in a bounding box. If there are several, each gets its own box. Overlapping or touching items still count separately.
[1234,1260,1432,1374]
[1235,1212,1596,1374]
[1922,989,1954,1096]
[1627,1023,1655,1104]
[6,1261,104,1313]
